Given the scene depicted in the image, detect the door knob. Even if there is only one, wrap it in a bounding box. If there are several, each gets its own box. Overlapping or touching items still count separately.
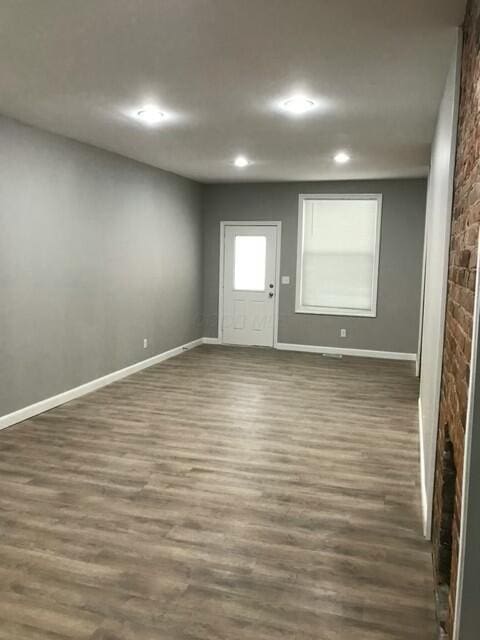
[269,292,274,298]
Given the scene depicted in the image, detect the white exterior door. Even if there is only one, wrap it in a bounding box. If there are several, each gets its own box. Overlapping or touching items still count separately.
[221,224,278,347]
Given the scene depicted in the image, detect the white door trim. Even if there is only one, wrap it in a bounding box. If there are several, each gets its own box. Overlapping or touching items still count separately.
[218,221,282,346]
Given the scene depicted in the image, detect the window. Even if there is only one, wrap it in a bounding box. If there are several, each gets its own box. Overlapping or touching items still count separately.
[295,194,382,317]
[234,235,266,291]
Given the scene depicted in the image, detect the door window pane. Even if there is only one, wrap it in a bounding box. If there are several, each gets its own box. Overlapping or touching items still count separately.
[234,235,266,291]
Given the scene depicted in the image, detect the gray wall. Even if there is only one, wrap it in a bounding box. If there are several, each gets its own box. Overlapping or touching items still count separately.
[419,35,461,536]
[456,294,480,639]
[0,115,427,418]
[0,116,203,416]
[203,180,426,352]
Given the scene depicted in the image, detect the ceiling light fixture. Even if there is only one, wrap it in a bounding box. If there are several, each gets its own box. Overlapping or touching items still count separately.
[334,151,351,164]
[233,155,250,168]
[282,96,316,115]
[136,106,165,125]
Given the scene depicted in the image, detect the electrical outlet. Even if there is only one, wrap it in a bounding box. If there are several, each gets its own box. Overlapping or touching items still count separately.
[281,275,290,285]
[340,329,347,338]
[143,338,148,349]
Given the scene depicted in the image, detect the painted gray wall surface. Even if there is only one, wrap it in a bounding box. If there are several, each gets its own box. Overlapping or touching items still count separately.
[203,180,427,352]
[455,266,480,640]
[456,396,480,640]
[418,35,461,537]
[0,116,203,416]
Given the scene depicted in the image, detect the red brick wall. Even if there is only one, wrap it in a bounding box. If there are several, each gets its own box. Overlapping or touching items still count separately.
[433,1,480,635]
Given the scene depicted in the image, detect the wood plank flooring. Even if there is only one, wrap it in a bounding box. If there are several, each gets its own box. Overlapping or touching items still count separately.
[0,345,435,639]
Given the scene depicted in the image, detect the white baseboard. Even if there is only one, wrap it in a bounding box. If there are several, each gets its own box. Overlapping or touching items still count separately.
[2,336,415,430]
[197,339,416,362]
[418,396,429,538]
[275,342,417,361]
[0,337,204,431]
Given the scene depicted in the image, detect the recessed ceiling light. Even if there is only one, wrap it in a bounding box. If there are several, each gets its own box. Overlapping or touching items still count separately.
[282,96,316,115]
[136,106,165,125]
[233,155,250,168]
[334,151,351,164]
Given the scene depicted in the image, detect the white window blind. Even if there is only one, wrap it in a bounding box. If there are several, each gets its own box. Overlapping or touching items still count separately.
[296,195,382,317]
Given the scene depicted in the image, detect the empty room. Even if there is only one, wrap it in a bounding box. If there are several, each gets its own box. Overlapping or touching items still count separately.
[1,1,480,639]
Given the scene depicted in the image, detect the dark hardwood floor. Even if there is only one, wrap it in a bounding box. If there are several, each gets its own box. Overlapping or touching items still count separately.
[0,345,435,639]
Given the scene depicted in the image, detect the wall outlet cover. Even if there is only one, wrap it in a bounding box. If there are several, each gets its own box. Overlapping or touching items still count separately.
[281,275,290,285]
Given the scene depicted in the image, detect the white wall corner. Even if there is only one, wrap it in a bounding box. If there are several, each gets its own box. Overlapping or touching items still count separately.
[418,396,429,538]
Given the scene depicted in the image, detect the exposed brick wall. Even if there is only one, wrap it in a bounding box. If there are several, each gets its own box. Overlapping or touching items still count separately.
[433,1,480,635]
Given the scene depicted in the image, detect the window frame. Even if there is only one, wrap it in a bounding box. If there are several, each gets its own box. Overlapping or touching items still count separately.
[295,193,383,318]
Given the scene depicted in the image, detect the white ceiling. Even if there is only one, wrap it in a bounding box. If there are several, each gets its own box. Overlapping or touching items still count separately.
[0,0,466,183]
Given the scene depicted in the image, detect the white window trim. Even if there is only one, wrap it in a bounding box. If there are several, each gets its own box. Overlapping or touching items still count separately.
[295,193,383,318]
